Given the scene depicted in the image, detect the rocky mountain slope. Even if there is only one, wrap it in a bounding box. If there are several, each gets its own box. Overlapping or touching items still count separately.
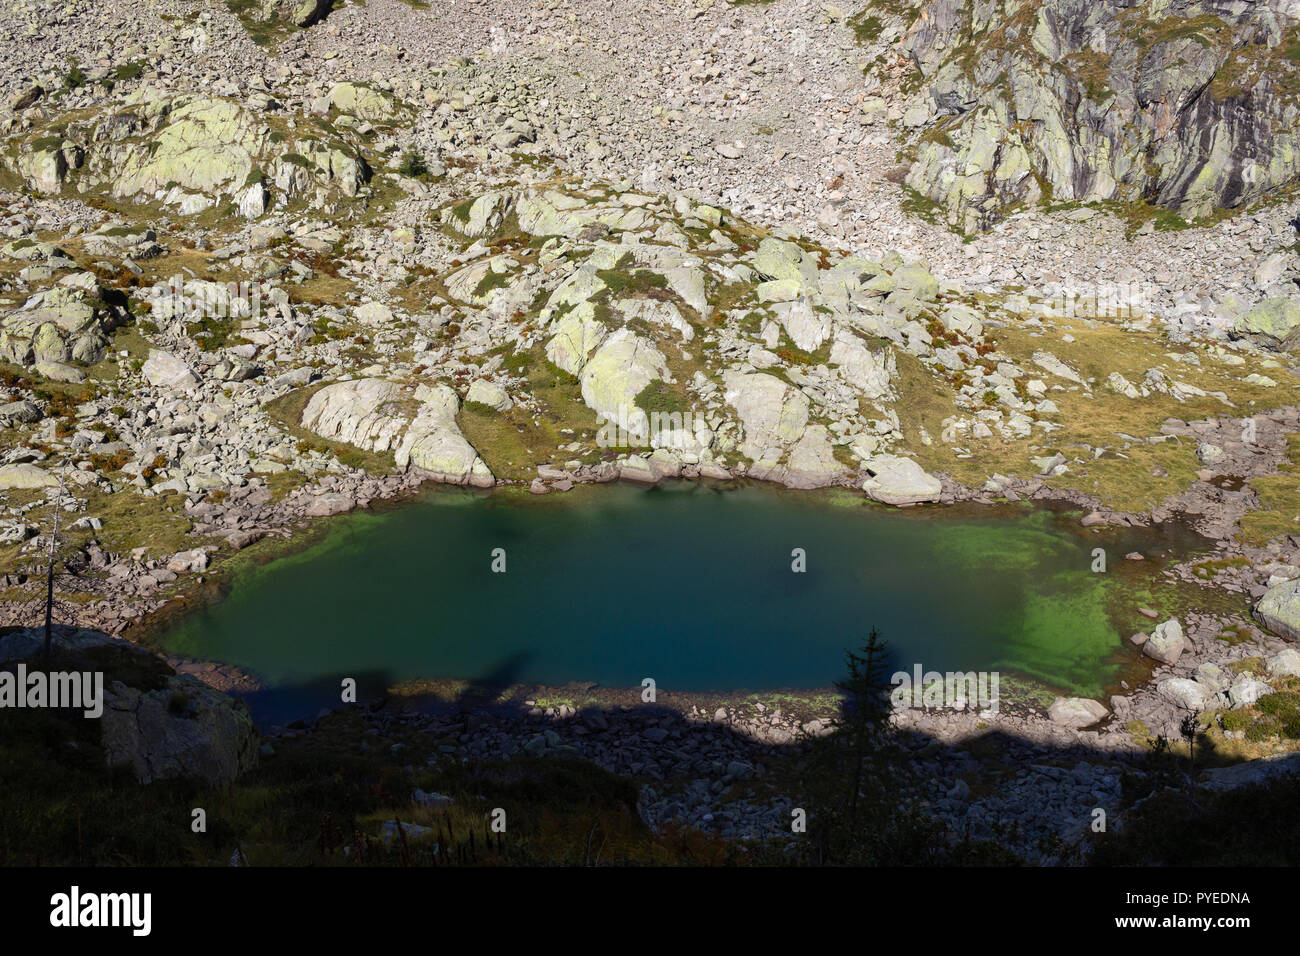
[0,0,1296,857]
[872,0,1300,232]
[0,1,1293,639]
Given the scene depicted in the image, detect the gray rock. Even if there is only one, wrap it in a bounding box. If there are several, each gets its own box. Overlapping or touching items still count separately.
[304,491,355,517]
[1196,442,1225,465]
[1228,677,1271,710]
[1201,752,1300,792]
[0,400,41,425]
[1156,677,1211,711]
[466,378,512,411]
[1266,648,1300,678]
[1047,697,1108,728]
[1255,579,1300,641]
[860,454,942,506]
[380,820,436,845]
[1143,619,1185,665]
[413,789,454,809]
[142,349,199,389]
[101,673,258,786]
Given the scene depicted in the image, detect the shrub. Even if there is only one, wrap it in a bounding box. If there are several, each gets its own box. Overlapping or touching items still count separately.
[398,149,429,179]
[63,63,86,90]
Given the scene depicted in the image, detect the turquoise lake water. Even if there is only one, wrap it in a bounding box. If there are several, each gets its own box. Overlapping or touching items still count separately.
[160,482,1201,710]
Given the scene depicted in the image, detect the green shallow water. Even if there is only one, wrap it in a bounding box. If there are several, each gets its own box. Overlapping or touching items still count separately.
[160,482,1206,707]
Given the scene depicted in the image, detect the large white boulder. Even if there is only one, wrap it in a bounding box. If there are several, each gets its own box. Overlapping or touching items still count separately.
[860,455,942,505]
[395,384,494,487]
[1048,697,1108,728]
[1255,578,1300,641]
[300,378,493,487]
[142,349,200,389]
[1142,619,1185,665]
[1157,678,1212,711]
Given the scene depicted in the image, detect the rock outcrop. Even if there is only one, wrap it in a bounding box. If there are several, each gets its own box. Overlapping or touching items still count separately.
[1255,579,1300,641]
[723,371,845,489]
[0,274,124,372]
[101,673,259,786]
[300,379,494,487]
[5,92,373,216]
[885,0,1300,231]
[0,628,257,787]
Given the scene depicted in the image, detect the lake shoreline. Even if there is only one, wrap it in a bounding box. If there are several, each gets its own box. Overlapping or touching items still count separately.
[8,446,1299,860]
[141,473,1248,737]
[5,406,1294,753]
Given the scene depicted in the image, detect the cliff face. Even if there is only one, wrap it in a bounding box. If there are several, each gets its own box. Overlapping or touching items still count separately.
[878,0,1300,231]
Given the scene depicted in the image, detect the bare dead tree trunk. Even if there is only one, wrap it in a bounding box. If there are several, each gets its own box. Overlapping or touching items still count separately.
[42,478,65,661]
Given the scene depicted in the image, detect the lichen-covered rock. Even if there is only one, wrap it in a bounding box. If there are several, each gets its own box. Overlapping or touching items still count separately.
[545,303,607,375]
[720,371,846,487]
[263,0,332,28]
[300,379,493,486]
[14,145,68,193]
[327,81,405,124]
[1255,578,1300,641]
[724,371,807,462]
[445,190,516,238]
[579,329,670,431]
[890,0,1300,230]
[1232,297,1300,350]
[5,93,372,217]
[0,279,121,371]
[394,384,494,486]
[0,463,58,489]
[860,454,942,505]
[466,378,512,411]
[752,237,815,283]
